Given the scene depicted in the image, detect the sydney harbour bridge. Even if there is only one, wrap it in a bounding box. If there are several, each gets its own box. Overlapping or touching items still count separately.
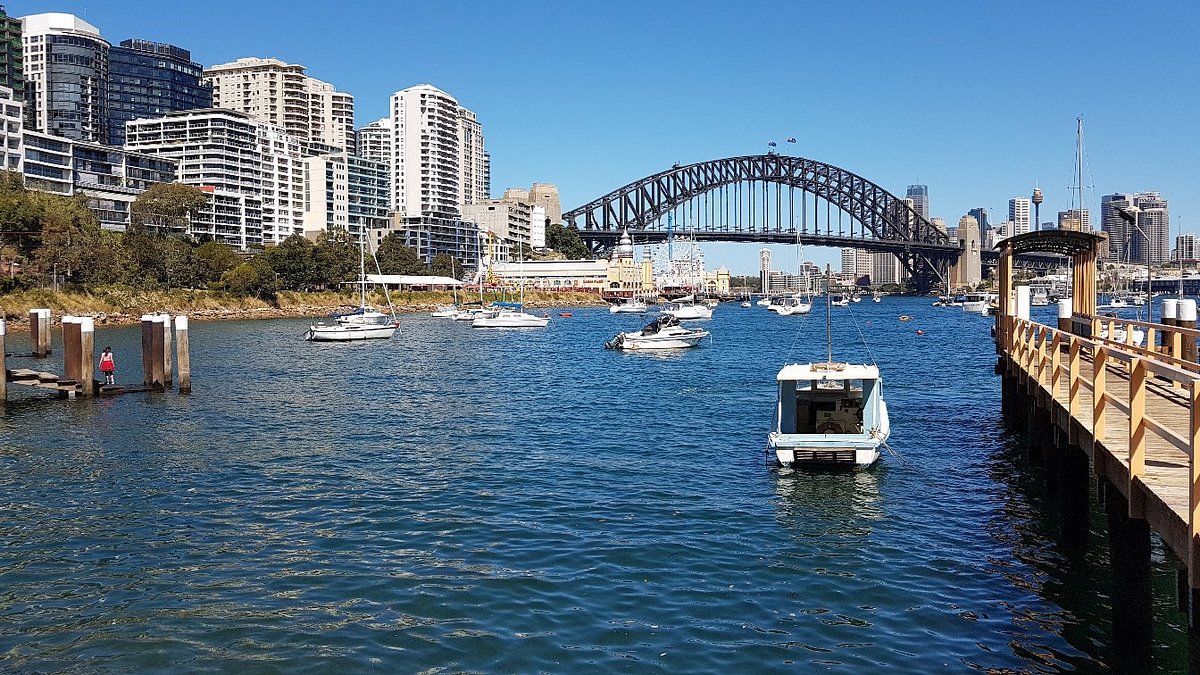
[561,154,1059,294]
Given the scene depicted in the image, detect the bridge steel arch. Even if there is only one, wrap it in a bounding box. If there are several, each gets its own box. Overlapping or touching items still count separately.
[562,154,962,293]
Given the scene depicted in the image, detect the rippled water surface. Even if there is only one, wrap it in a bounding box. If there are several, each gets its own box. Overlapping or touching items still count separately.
[0,299,1194,672]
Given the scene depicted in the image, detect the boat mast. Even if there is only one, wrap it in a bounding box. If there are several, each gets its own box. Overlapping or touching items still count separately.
[359,233,367,309]
[825,264,833,364]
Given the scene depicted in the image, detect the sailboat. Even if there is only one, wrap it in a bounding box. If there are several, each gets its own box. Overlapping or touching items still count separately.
[776,237,813,317]
[307,235,399,341]
[472,246,549,328]
[431,256,462,317]
[767,266,890,467]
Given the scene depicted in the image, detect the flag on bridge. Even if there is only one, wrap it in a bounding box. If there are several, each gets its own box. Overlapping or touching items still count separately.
[767,141,777,147]
[786,137,796,143]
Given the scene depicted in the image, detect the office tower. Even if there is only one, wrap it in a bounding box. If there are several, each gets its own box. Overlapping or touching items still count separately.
[1057,208,1091,233]
[204,57,354,153]
[1008,197,1031,236]
[871,251,903,285]
[0,85,20,172]
[968,207,989,232]
[0,6,21,101]
[1101,193,1134,261]
[1130,192,1169,264]
[906,184,929,220]
[1178,234,1198,263]
[107,39,211,146]
[459,107,489,208]
[356,117,391,166]
[21,13,109,143]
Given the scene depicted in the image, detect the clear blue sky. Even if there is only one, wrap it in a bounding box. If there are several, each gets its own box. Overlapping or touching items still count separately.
[10,0,1199,274]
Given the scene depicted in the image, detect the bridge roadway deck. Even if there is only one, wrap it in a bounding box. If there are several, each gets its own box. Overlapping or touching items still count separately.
[1011,340,1194,565]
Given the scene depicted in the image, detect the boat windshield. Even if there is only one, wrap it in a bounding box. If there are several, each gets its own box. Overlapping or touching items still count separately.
[781,378,869,435]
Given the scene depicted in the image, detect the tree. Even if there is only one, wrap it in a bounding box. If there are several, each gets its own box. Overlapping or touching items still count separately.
[0,171,43,256]
[221,257,278,300]
[195,241,241,285]
[32,193,100,284]
[430,253,462,279]
[258,234,321,291]
[130,183,208,235]
[312,228,359,288]
[545,222,590,259]
[375,232,428,275]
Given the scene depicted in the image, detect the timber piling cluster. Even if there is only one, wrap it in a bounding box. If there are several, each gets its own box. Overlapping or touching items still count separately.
[1,308,192,400]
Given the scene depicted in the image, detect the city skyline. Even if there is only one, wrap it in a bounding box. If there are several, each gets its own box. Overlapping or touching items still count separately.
[6,1,1198,274]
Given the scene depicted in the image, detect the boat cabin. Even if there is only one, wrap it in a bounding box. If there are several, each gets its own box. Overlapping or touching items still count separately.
[774,363,884,436]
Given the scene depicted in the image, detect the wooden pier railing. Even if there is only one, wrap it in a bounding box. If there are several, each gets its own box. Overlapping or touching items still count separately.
[1000,312,1200,608]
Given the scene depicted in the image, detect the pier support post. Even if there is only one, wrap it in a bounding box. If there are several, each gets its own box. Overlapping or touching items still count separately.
[61,316,79,382]
[1104,478,1153,669]
[150,316,165,388]
[141,315,154,386]
[30,308,51,357]
[79,317,94,397]
[0,319,7,402]
[1180,299,1197,364]
[159,313,173,387]
[175,316,190,394]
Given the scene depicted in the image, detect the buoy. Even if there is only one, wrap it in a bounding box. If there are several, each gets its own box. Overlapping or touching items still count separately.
[559,312,572,317]
[899,315,912,322]
[916,329,924,335]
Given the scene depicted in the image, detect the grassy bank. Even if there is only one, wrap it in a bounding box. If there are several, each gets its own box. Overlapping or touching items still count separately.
[0,287,605,324]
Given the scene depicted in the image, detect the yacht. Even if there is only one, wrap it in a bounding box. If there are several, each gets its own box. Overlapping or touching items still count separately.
[660,296,713,320]
[472,302,550,329]
[829,294,850,307]
[610,297,649,314]
[961,292,995,313]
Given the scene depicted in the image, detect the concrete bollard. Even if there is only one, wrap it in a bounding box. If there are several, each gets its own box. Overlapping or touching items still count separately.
[61,316,80,382]
[79,317,94,397]
[1180,299,1198,363]
[141,314,154,386]
[175,316,190,394]
[1058,298,1073,333]
[1162,299,1178,354]
[159,313,173,387]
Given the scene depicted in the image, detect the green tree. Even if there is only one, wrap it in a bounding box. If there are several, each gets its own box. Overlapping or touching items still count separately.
[33,193,100,284]
[129,183,208,235]
[312,228,359,288]
[429,253,462,279]
[375,232,428,275]
[0,171,43,256]
[258,234,321,291]
[221,258,278,300]
[195,241,241,285]
[545,222,590,259]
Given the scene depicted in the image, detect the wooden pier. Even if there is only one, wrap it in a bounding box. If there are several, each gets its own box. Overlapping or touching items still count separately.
[996,230,1200,637]
[0,310,191,401]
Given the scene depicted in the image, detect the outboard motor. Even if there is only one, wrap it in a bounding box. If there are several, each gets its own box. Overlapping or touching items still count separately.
[604,332,626,350]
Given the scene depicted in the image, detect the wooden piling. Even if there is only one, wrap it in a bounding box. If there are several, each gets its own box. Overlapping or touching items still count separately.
[141,315,154,385]
[61,317,80,382]
[0,319,7,402]
[1181,300,1198,363]
[30,308,51,357]
[1162,299,1178,355]
[79,317,94,397]
[150,316,165,388]
[160,313,173,387]
[175,315,190,394]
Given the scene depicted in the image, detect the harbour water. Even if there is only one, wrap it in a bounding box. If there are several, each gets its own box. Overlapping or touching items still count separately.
[0,299,1194,672]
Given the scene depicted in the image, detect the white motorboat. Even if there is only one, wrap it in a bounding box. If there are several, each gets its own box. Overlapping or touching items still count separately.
[452,306,489,321]
[756,298,771,307]
[768,362,890,467]
[431,304,460,318]
[661,299,713,320]
[472,302,550,328]
[961,292,995,313]
[740,301,752,308]
[605,314,709,350]
[767,268,889,467]
[609,297,649,314]
[829,294,850,307]
[307,237,398,342]
[872,292,882,303]
[775,296,813,316]
[1098,323,1146,347]
[1030,289,1050,307]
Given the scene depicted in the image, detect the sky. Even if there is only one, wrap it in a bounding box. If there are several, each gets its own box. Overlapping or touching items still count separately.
[9,0,1200,274]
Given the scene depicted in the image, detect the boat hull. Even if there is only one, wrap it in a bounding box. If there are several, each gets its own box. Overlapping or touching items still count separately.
[769,433,883,467]
[609,304,648,314]
[472,312,550,328]
[619,330,709,350]
[306,323,398,341]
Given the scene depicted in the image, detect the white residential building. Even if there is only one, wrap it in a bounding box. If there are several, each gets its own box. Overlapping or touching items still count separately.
[529,205,546,249]
[204,57,355,153]
[0,86,22,173]
[257,124,306,244]
[1008,197,1031,237]
[302,152,389,242]
[356,117,391,167]
[390,84,489,219]
[125,109,265,248]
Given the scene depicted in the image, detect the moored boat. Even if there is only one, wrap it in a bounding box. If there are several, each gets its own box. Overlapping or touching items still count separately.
[472,302,550,328]
[768,362,890,467]
[604,314,709,350]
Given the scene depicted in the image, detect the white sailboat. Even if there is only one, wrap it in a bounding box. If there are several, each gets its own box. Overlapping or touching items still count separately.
[472,248,549,329]
[307,236,399,342]
[768,267,890,468]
